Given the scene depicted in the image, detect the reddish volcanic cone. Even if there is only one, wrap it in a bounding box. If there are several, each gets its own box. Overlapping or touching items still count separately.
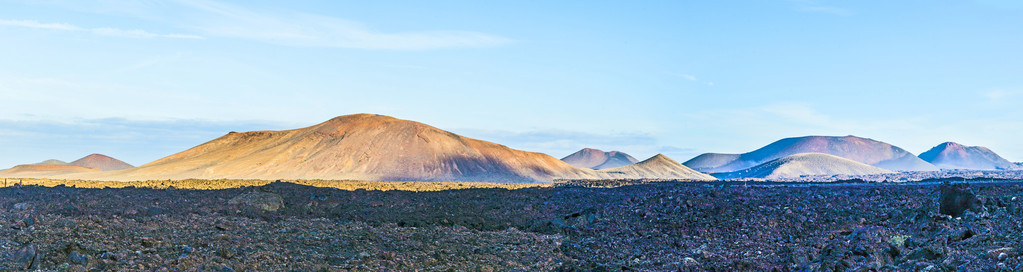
[918,142,1015,170]
[70,154,134,171]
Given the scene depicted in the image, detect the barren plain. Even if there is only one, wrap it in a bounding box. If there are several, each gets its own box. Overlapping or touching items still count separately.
[2,179,1021,271]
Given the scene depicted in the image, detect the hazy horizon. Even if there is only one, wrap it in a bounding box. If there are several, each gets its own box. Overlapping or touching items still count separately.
[2,0,1022,167]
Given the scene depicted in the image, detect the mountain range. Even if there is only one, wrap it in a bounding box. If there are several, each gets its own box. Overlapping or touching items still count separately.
[56,114,713,182]
[2,114,1020,183]
[683,136,938,173]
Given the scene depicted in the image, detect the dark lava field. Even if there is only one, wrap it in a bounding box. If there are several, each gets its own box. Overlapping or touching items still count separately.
[2,181,1022,271]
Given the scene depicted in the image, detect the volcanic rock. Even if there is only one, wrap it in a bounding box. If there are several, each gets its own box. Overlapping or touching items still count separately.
[11,244,39,270]
[229,192,284,212]
[939,183,983,217]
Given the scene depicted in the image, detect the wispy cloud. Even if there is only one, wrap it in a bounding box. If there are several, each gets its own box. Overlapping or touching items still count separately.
[170,0,511,50]
[0,19,203,39]
[984,89,1022,100]
[667,72,715,86]
[788,0,853,16]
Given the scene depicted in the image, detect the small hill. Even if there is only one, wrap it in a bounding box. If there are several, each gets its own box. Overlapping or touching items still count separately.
[0,164,101,178]
[714,153,895,180]
[918,142,1015,170]
[35,159,68,165]
[599,154,716,181]
[69,154,134,171]
[561,148,639,170]
[68,114,600,183]
[683,135,937,173]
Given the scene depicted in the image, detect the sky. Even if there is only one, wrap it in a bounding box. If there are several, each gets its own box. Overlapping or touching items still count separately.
[2,0,1023,168]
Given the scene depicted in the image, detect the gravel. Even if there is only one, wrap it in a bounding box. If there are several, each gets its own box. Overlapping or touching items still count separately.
[1,181,1021,271]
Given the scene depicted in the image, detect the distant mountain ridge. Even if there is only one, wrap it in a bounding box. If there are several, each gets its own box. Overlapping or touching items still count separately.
[919,142,1015,170]
[713,153,895,180]
[561,148,639,170]
[684,135,937,173]
[0,164,101,177]
[1,154,133,178]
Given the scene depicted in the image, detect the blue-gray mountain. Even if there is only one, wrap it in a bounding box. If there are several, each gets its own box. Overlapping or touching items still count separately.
[683,135,938,173]
[712,153,895,180]
[918,142,1016,170]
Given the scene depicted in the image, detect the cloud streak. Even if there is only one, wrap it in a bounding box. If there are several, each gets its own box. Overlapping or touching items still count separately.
[0,19,203,39]
[788,0,853,16]
[170,0,511,50]
[667,72,715,86]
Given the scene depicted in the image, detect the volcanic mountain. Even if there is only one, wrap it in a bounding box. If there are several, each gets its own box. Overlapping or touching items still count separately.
[69,154,134,171]
[918,142,1016,170]
[683,135,937,173]
[599,154,716,181]
[0,164,101,178]
[69,114,601,182]
[34,159,68,165]
[561,148,639,170]
[713,153,895,180]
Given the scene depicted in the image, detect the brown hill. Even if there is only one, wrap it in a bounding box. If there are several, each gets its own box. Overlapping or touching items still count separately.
[70,154,134,171]
[599,154,716,181]
[561,148,639,170]
[714,153,895,180]
[0,164,101,178]
[68,114,600,183]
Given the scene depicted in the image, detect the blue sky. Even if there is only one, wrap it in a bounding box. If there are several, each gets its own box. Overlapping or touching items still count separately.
[2,0,1022,168]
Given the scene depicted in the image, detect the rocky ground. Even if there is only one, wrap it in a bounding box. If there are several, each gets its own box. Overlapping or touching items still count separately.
[1,181,1022,271]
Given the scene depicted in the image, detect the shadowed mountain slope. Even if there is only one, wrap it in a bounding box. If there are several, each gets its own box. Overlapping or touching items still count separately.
[713,153,895,180]
[918,142,1016,170]
[683,136,937,173]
